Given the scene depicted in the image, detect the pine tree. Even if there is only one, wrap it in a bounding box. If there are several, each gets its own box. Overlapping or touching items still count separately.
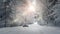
[42,0,58,26]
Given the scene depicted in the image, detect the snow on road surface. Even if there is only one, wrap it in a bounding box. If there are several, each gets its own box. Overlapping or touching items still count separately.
[0,23,60,34]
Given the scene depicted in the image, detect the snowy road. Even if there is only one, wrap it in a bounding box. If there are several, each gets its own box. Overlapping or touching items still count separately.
[0,23,60,34]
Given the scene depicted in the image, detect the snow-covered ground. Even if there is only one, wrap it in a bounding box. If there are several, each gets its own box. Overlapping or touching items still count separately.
[0,23,60,34]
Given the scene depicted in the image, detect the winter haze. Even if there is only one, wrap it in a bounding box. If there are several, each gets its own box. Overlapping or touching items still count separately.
[0,0,60,34]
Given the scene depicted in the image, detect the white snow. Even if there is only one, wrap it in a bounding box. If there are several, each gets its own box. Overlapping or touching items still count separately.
[0,23,60,34]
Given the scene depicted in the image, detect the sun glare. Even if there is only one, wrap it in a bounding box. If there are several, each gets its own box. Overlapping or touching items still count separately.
[22,0,36,16]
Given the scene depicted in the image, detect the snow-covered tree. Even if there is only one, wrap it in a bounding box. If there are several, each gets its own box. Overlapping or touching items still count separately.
[41,0,60,26]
